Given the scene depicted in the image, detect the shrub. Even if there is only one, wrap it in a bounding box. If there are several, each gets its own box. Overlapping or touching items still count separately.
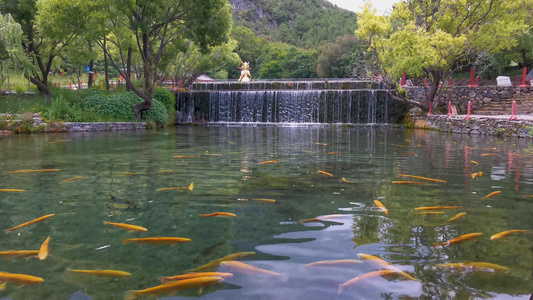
[153,87,176,111]
[42,95,84,122]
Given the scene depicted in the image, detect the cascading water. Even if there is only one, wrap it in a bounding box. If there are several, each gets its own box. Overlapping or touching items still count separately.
[176,80,408,124]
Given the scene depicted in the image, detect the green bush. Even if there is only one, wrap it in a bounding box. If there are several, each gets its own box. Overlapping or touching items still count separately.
[42,95,84,122]
[82,91,168,124]
[153,87,176,111]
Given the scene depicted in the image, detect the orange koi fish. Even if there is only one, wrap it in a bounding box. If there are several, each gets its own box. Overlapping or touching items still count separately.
[124,276,224,300]
[61,177,83,183]
[122,237,191,245]
[299,217,319,223]
[38,236,50,260]
[341,178,357,184]
[415,206,462,210]
[219,261,286,281]
[251,198,276,203]
[188,182,194,191]
[156,186,189,191]
[483,191,501,199]
[490,230,533,241]
[159,272,233,283]
[471,161,479,165]
[391,144,410,148]
[338,270,397,295]
[413,212,445,215]
[173,155,199,158]
[357,254,417,281]
[0,189,25,192]
[328,152,342,155]
[258,160,279,165]
[435,262,510,272]
[315,143,329,146]
[305,259,361,267]
[373,200,388,214]
[398,174,447,183]
[0,250,39,259]
[448,212,467,222]
[392,181,427,185]
[199,212,236,218]
[5,214,55,233]
[156,170,173,174]
[317,170,334,177]
[8,169,60,173]
[433,233,483,248]
[187,252,256,273]
[103,221,148,232]
[0,271,44,286]
[481,153,496,156]
[69,269,132,277]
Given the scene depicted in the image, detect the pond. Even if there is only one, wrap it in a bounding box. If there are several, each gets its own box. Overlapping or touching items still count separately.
[0,126,532,300]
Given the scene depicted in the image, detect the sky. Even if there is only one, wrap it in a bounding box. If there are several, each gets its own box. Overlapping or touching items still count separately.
[326,0,396,15]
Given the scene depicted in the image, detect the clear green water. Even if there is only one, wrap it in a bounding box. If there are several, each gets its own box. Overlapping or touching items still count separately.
[0,126,532,300]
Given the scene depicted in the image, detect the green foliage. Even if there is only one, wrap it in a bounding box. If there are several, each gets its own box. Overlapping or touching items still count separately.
[42,95,84,122]
[82,90,167,124]
[153,87,175,111]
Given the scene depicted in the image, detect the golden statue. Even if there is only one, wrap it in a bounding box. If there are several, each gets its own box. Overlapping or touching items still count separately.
[238,62,252,82]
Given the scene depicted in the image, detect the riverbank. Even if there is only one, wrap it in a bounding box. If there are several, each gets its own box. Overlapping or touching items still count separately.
[412,114,533,139]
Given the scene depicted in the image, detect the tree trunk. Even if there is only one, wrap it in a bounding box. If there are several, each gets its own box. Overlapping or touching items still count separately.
[30,77,51,104]
[88,42,94,88]
[104,37,109,90]
[126,47,133,91]
[426,71,441,109]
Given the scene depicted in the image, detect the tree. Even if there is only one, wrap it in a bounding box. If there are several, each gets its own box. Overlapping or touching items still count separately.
[356,1,533,109]
[316,34,369,78]
[101,0,232,119]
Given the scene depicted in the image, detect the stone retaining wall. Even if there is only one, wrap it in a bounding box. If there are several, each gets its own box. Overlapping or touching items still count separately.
[412,116,533,139]
[407,86,533,112]
[48,122,147,132]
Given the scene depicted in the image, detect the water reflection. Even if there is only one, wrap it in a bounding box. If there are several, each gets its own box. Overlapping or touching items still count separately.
[0,127,532,299]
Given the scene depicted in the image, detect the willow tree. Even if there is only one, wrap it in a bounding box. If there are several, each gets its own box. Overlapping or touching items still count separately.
[102,0,232,119]
[356,1,533,109]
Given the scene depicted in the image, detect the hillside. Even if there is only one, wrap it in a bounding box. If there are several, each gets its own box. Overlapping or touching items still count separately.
[229,0,358,48]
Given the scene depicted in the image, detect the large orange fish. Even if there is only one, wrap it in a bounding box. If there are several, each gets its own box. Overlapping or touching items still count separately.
[0,189,26,192]
[5,214,55,233]
[219,261,286,281]
[38,236,50,260]
[415,206,462,211]
[8,169,60,173]
[490,230,533,241]
[341,178,357,184]
[103,221,148,232]
[373,200,388,214]
[173,155,199,158]
[199,212,236,218]
[338,270,397,295]
[123,237,191,245]
[392,181,427,184]
[187,252,256,273]
[448,212,467,222]
[0,250,39,259]
[258,160,279,165]
[483,191,501,199]
[159,272,233,283]
[317,170,334,177]
[69,269,132,277]
[433,233,483,248]
[0,271,44,286]
[251,198,276,203]
[357,253,416,281]
[61,177,83,183]
[156,187,189,191]
[123,276,224,300]
[305,259,361,267]
[435,262,510,272]
[398,174,447,183]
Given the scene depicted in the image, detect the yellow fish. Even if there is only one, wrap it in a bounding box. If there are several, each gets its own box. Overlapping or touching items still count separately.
[448,212,467,222]
[338,270,397,295]
[483,191,501,199]
[5,214,55,233]
[435,262,510,272]
[0,189,25,192]
[188,252,256,273]
[357,253,417,281]
[317,170,334,177]
[315,143,329,146]
[8,169,60,173]
[124,276,224,300]
[251,198,276,203]
[188,182,194,191]
[159,272,233,283]
[156,187,189,191]
[258,160,279,165]
[219,261,286,281]
[60,177,83,183]
[0,250,39,259]
[305,259,361,267]
[392,181,427,185]
[398,174,447,183]
[199,212,236,218]
[123,237,191,245]
[471,160,479,165]
[103,221,148,232]
[156,170,173,174]
[481,153,496,156]
[38,236,50,261]
[0,271,44,286]
[415,206,462,210]
[373,200,388,214]
[341,178,357,184]
[173,155,199,158]
[299,217,319,223]
[434,233,483,248]
[69,269,132,277]
[490,230,533,241]
[0,282,5,291]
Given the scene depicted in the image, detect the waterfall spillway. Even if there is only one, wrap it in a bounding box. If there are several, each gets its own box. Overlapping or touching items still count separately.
[176,80,408,124]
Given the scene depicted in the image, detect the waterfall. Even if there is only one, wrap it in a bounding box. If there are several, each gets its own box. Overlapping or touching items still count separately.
[176,80,409,124]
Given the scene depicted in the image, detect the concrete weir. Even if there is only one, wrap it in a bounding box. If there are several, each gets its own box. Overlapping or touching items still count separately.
[175,80,410,125]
